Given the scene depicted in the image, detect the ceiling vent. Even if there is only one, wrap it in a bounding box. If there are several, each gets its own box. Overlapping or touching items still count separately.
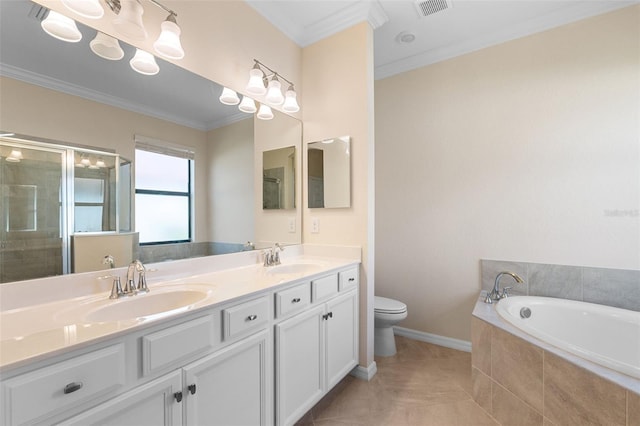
[414,0,453,18]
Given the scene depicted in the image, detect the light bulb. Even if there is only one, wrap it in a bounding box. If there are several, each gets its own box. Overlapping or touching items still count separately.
[41,10,82,43]
[153,16,184,60]
[113,0,147,40]
[238,96,257,113]
[265,78,284,105]
[90,32,124,60]
[219,87,240,106]
[130,49,159,76]
[62,0,104,19]
[257,104,274,120]
[246,67,266,96]
[282,86,300,113]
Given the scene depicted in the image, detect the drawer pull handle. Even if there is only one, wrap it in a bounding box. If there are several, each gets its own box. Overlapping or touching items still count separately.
[322,312,334,321]
[348,278,355,282]
[291,298,301,303]
[63,382,83,394]
[246,314,258,321]
[174,391,183,403]
[188,384,197,395]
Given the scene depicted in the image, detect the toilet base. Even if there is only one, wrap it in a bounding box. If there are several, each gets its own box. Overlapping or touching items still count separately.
[374,325,397,357]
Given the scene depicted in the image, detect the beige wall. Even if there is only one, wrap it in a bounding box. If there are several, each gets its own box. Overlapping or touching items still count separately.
[375,6,640,341]
[302,23,376,368]
[207,118,254,244]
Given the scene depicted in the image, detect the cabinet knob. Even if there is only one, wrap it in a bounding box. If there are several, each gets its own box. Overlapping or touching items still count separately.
[291,298,301,303]
[188,384,197,395]
[63,382,83,394]
[174,391,183,403]
[246,314,258,321]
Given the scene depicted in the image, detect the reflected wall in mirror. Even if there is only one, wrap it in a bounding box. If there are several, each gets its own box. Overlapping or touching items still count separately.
[263,146,296,210]
[308,136,351,209]
[0,0,302,283]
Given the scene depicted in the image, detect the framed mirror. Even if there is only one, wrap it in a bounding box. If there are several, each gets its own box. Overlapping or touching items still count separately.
[307,136,351,209]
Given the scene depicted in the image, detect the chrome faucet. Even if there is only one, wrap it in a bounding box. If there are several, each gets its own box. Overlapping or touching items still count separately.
[124,260,149,295]
[485,271,524,304]
[263,243,284,267]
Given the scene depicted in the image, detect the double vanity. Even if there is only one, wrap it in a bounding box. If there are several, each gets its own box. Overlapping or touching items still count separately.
[0,245,361,426]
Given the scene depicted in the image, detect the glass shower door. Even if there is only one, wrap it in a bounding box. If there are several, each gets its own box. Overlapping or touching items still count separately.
[0,142,66,283]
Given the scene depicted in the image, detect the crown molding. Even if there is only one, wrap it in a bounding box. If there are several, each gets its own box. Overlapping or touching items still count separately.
[206,111,253,130]
[0,63,211,131]
[246,0,389,47]
[375,1,637,80]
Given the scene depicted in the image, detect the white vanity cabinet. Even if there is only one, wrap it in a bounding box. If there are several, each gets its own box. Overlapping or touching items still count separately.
[275,268,359,426]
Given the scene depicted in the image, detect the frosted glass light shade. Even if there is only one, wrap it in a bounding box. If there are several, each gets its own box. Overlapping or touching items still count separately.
[238,96,257,113]
[130,49,159,75]
[257,104,274,120]
[219,87,240,106]
[282,88,300,113]
[41,10,82,43]
[246,68,266,96]
[265,79,284,105]
[90,32,124,60]
[153,20,184,59]
[113,0,147,40]
[62,0,104,19]
[6,149,23,162]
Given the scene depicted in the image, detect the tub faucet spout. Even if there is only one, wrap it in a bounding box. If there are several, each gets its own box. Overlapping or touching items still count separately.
[485,271,524,304]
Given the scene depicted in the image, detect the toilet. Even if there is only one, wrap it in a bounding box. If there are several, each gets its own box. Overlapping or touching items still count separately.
[374,296,408,357]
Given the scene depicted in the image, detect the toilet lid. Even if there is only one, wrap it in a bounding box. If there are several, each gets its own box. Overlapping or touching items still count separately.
[374,296,407,314]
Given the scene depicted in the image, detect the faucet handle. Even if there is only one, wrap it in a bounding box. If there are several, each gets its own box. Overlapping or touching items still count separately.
[109,277,124,299]
[501,286,512,298]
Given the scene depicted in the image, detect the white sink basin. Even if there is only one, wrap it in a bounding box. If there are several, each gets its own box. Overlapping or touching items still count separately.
[265,262,327,275]
[55,285,214,324]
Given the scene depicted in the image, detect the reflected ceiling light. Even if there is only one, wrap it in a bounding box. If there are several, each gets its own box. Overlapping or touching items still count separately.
[219,87,240,106]
[130,49,159,75]
[41,10,82,43]
[95,158,106,168]
[153,13,184,59]
[265,75,284,106]
[257,104,274,120]
[6,149,23,163]
[62,0,104,19]
[90,32,125,60]
[81,156,91,167]
[246,62,267,96]
[238,96,257,114]
[282,85,300,113]
[113,0,147,40]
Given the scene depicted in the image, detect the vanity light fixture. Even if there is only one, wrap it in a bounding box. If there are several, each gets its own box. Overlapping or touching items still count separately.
[112,0,147,40]
[238,96,257,113]
[6,149,23,163]
[130,49,160,75]
[245,60,299,111]
[219,87,240,106]
[61,0,104,19]
[41,10,82,43]
[95,157,106,168]
[90,32,125,60]
[257,104,274,121]
[153,13,184,59]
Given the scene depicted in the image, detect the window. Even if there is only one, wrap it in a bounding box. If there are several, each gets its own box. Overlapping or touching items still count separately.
[135,145,193,245]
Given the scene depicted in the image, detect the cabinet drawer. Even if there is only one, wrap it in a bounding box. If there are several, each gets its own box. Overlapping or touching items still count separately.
[311,274,338,302]
[275,283,311,318]
[142,315,214,376]
[2,344,125,425]
[223,296,270,340]
[339,268,359,291]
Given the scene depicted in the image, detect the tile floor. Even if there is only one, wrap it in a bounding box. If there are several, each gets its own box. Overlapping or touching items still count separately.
[296,336,499,425]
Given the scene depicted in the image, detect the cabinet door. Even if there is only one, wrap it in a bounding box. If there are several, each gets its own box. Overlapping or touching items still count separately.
[183,329,271,426]
[275,305,325,426]
[58,371,182,426]
[325,289,359,389]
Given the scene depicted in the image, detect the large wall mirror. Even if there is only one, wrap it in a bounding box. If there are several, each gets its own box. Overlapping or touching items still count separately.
[308,136,351,209]
[0,0,302,283]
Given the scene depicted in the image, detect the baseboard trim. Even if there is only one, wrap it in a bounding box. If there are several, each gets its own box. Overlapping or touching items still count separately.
[350,361,378,381]
[393,326,472,353]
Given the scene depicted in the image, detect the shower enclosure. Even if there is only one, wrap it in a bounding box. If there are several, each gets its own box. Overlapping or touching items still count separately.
[0,136,130,283]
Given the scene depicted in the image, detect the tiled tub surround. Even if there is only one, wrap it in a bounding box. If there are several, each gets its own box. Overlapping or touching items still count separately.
[481,259,640,312]
[472,295,639,426]
[0,244,360,369]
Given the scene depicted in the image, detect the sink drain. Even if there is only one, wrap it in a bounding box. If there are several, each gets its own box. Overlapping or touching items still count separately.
[520,307,532,319]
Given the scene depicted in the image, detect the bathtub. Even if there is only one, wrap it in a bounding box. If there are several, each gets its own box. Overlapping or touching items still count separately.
[496,296,640,379]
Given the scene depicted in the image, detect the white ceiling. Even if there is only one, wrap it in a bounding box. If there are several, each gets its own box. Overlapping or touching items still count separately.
[0,0,636,132]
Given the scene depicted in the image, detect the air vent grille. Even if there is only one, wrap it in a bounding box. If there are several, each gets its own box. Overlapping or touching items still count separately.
[415,0,453,18]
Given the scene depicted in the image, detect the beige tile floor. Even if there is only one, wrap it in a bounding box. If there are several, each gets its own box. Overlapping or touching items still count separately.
[296,336,499,426]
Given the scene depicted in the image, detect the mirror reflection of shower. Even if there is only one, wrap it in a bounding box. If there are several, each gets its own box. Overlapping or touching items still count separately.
[0,135,131,283]
[262,146,296,210]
